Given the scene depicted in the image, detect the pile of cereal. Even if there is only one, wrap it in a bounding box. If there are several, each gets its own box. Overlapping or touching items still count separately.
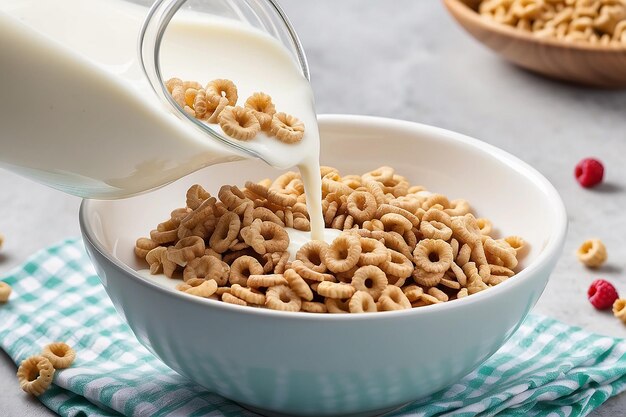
[478,0,626,45]
[166,78,304,143]
[135,166,526,313]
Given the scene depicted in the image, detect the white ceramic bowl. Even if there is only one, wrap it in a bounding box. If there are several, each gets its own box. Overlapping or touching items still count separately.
[80,115,567,417]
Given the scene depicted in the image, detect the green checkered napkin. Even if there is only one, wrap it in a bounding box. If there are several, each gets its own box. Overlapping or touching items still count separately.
[1,239,626,417]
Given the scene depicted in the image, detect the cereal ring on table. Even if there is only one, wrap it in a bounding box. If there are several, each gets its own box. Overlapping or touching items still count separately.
[222,292,247,306]
[484,238,518,269]
[576,238,607,268]
[206,78,238,106]
[614,299,626,323]
[503,236,525,254]
[271,112,305,143]
[376,204,420,228]
[41,342,75,369]
[420,220,453,241]
[150,218,179,244]
[296,241,328,273]
[325,298,350,314]
[380,249,414,279]
[184,256,229,286]
[457,288,469,299]
[378,286,411,311]
[167,236,205,266]
[347,191,377,224]
[244,92,276,131]
[322,233,362,273]
[403,285,424,302]
[316,281,356,299]
[134,237,159,259]
[413,239,453,274]
[349,291,377,313]
[291,260,335,282]
[428,287,449,302]
[301,301,327,313]
[266,285,302,312]
[0,282,11,303]
[146,247,177,277]
[380,213,413,234]
[476,218,493,236]
[240,219,289,255]
[451,214,483,244]
[444,199,471,216]
[247,273,288,288]
[364,181,388,206]
[17,356,55,396]
[412,268,444,287]
[230,284,266,305]
[358,237,390,266]
[229,255,264,286]
[351,265,388,301]
[218,106,260,141]
[362,166,394,183]
[186,184,211,210]
[210,212,241,253]
[185,279,218,298]
[284,269,314,301]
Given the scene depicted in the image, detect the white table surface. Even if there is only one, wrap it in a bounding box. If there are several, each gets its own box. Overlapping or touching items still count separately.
[2,1,626,416]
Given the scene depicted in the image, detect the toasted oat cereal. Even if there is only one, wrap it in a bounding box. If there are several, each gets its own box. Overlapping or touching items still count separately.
[245,92,276,131]
[349,291,377,313]
[271,112,305,144]
[17,356,55,396]
[266,285,301,311]
[42,342,75,369]
[614,299,626,323]
[577,238,607,268]
[206,78,238,106]
[0,281,11,303]
[218,106,260,141]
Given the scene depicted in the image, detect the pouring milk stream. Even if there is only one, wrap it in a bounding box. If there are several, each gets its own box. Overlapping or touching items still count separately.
[0,0,325,241]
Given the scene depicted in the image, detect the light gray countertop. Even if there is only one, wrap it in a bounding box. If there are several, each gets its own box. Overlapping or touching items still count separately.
[1,1,626,416]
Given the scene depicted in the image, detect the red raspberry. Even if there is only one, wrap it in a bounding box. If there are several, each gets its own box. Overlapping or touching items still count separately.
[575,158,604,188]
[588,279,618,310]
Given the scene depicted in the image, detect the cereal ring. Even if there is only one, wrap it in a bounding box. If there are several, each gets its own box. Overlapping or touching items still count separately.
[252,206,284,226]
[380,249,414,279]
[191,88,209,119]
[445,199,470,216]
[362,166,394,183]
[346,191,378,223]
[206,78,238,106]
[489,264,515,277]
[377,286,411,311]
[210,212,241,253]
[244,92,276,131]
[296,241,328,273]
[218,106,260,141]
[247,274,288,288]
[150,218,179,244]
[284,269,314,301]
[17,356,55,396]
[316,281,356,299]
[420,220,453,241]
[577,238,607,268]
[349,291,377,313]
[351,265,388,301]
[218,185,247,210]
[181,196,217,230]
[358,237,390,266]
[413,239,453,274]
[166,77,182,93]
[403,285,424,302]
[449,261,467,286]
[41,342,75,369]
[476,218,493,236]
[271,112,305,143]
[451,214,482,244]
[376,204,420,228]
[484,239,518,269]
[0,281,12,303]
[412,268,443,287]
[362,219,385,231]
[456,243,472,266]
[380,213,413,234]
[301,301,327,313]
[230,284,266,305]
[267,189,297,207]
[222,292,247,306]
[184,256,229,286]
[204,94,229,123]
[271,251,290,274]
[266,285,301,312]
[325,298,350,314]
[503,236,526,254]
[134,238,159,259]
[240,219,289,255]
[322,233,362,273]
[185,279,218,298]
[422,194,450,210]
[186,184,211,210]
[389,196,420,214]
[364,181,388,206]
[229,255,264,286]
[146,246,176,277]
[428,287,449,302]
[167,236,205,266]
[614,299,626,323]
[291,260,335,282]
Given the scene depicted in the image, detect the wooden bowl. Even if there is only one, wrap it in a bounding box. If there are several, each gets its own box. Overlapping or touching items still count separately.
[443,0,626,88]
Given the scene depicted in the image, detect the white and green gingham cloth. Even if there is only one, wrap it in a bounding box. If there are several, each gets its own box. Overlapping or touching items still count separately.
[1,238,626,417]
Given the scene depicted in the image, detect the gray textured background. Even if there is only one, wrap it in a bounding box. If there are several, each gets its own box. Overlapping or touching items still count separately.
[2,0,626,415]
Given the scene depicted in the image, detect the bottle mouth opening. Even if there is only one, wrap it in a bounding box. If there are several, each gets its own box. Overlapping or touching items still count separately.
[137,0,309,161]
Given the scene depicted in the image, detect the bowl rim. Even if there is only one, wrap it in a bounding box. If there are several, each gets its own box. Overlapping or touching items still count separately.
[80,114,568,321]
[443,0,626,53]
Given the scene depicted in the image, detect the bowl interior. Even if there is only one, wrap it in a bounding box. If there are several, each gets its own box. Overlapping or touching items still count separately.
[84,115,564,299]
